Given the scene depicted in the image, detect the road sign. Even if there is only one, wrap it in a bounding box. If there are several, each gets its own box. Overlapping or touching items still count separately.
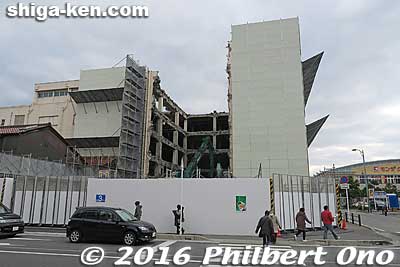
[340,183,349,190]
[96,194,106,202]
[340,176,349,184]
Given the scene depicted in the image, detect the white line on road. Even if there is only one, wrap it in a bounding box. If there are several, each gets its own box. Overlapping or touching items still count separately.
[0,243,10,246]
[374,227,385,232]
[0,249,119,259]
[11,237,51,241]
[0,250,203,263]
[23,232,65,236]
[152,240,177,253]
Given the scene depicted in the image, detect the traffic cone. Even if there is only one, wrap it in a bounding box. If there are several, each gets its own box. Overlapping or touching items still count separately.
[277,229,281,237]
[341,219,347,230]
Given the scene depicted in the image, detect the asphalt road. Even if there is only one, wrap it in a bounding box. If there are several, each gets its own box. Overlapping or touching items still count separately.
[358,211,400,241]
[1,231,400,267]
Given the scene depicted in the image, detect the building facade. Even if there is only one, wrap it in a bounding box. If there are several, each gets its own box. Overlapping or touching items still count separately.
[0,80,79,138]
[228,18,328,178]
[325,159,400,190]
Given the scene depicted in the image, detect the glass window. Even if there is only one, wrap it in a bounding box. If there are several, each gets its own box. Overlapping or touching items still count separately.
[99,210,114,221]
[81,210,98,220]
[115,209,137,222]
[0,204,10,213]
[54,91,60,97]
[1,119,5,126]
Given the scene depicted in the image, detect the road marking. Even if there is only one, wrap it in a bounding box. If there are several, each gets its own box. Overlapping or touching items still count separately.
[374,227,385,232]
[152,240,177,253]
[219,243,292,249]
[0,243,10,246]
[12,237,51,241]
[0,250,203,263]
[23,232,65,236]
[218,244,292,251]
[0,249,120,259]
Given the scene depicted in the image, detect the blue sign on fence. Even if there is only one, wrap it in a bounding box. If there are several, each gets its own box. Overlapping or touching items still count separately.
[96,194,106,202]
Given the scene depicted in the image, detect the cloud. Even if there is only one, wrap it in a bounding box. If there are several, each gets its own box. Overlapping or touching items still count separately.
[1,0,400,175]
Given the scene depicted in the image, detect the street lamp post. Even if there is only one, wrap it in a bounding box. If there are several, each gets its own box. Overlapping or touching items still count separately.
[352,148,370,213]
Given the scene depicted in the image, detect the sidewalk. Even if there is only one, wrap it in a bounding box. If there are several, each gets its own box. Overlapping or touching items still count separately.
[156,224,392,246]
[25,223,392,246]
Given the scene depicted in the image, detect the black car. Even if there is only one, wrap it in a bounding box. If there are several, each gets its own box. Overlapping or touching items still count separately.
[0,203,24,237]
[66,206,156,246]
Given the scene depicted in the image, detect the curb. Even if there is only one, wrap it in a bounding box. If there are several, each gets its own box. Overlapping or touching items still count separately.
[294,239,393,246]
[157,234,211,241]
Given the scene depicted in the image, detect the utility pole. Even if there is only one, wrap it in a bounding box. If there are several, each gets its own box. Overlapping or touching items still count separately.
[352,148,369,213]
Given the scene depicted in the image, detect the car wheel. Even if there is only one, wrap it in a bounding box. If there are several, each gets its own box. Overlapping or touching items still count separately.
[123,231,136,246]
[69,229,82,243]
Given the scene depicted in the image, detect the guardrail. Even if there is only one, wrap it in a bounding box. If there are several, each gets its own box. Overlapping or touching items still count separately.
[345,212,362,226]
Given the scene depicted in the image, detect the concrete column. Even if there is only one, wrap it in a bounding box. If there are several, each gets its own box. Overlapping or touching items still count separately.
[183,117,188,167]
[173,129,179,165]
[157,118,163,137]
[175,112,180,125]
[158,97,164,111]
[183,135,188,166]
[156,118,163,165]
[213,116,217,131]
[173,150,178,166]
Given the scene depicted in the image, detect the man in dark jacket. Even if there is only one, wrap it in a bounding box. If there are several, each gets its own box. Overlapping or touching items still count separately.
[255,210,274,246]
[173,204,185,234]
[134,201,142,221]
[295,208,311,241]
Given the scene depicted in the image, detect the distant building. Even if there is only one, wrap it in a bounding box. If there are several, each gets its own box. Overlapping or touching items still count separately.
[0,80,79,138]
[0,124,71,162]
[327,159,400,189]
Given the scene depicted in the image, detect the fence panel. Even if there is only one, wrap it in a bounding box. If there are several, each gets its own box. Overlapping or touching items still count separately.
[7,175,87,225]
[273,173,337,230]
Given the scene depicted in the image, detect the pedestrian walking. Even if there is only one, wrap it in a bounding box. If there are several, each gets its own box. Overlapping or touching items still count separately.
[134,201,142,220]
[321,205,339,240]
[294,208,311,241]
[269,212,281,244]
[255,210,274,246]
[173,204,185,234]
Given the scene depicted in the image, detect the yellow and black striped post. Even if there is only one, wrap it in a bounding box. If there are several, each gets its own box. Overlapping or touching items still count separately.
[270,176,275,214]
[0,179,6,204]
[336,183,342,228]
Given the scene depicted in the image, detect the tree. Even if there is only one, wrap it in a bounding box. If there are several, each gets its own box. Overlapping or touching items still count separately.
[383,183,398,194]
[348,176,362,199]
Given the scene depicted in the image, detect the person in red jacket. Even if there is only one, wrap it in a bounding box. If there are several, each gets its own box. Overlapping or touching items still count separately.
[321,205,339,240]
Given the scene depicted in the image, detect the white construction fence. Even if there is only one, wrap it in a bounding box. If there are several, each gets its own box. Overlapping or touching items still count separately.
[0,175,337,235]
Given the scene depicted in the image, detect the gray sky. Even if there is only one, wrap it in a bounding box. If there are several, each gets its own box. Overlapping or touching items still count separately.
[1,0,399,174]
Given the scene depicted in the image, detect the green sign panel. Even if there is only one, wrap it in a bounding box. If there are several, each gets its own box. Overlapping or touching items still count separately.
[235,195,247,212]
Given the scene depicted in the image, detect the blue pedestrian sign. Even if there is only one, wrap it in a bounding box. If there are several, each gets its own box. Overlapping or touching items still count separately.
[340,176,349,184]
[96,194,106,202]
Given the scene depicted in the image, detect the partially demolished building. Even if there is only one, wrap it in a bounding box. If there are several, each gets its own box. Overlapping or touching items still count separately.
[0,18,328,178]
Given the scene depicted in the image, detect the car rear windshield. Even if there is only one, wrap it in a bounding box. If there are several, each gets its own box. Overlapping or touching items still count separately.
[115,209,137,222]
[0,204,10,214]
